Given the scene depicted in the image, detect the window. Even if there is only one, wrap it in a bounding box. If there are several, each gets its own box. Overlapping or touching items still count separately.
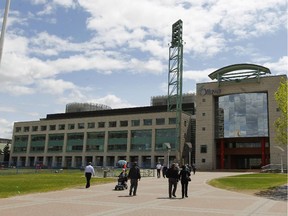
[202,98,206,102]
[98,122,105,128]
[68,124,75,130]
[16,127,21,132]
[156,118,165,125]
[168,118,176,124]
[109,121,117,127]
[87,122,95,129]
[49,125,56,130]
[202,127,206,131]
[58,124,65,130]
[131,120,140,126]
[202,113,206,116]
[120,120,128,127]
[216,93,268,138]
[200,145,207,153]
[78,123,85,129]
[24,126,29,132]
[32,126,38,132]
[143,119,152,126]
[41,125,47,131]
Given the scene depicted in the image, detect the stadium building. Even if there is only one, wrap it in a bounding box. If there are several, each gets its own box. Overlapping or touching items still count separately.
[9,98,195,169]
[9,64,287,170]
[196,64,287,170]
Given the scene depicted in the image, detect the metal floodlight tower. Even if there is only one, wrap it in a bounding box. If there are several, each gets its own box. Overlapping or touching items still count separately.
[0,0,11,65]
[167,19,183,155]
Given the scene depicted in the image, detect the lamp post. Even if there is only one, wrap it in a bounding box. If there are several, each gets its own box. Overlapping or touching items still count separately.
[164,143,171,168]
[274,146,284,173]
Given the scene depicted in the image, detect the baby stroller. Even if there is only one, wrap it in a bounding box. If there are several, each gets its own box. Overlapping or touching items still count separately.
[115,174,128,190]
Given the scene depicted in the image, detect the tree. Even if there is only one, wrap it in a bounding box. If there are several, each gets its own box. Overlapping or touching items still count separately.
[274,77,288,146]
[3,143,10,162]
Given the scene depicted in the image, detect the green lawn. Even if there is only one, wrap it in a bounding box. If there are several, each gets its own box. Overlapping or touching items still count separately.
[208,173,287,192]
[0,171,115,198]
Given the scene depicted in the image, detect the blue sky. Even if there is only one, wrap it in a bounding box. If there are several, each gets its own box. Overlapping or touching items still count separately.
[0,0,287,139]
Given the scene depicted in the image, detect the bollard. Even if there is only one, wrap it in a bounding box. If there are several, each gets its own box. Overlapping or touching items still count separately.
[103,170,107,178]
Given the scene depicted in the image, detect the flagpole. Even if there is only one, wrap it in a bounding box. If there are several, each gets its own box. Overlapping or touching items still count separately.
[0,0,11,65]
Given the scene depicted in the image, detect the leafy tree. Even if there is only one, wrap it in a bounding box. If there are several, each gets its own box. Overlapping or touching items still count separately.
[274,77,288,146]
[3,143,10,162]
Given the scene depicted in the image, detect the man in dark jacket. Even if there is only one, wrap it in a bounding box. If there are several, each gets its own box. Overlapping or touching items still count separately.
[165,163,179,198]
[127,162,141,196]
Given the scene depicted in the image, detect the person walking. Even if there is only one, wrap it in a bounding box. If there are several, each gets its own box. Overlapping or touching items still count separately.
[179,165,191,198]
[162,165,168,178]
[84,162,95,188]
[165,163,179,198]
[127,162,141,196]
[156,162,162,178]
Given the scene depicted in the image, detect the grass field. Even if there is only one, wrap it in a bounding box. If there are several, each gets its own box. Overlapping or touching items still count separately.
[0,171,115,198]
[208,173,287,193]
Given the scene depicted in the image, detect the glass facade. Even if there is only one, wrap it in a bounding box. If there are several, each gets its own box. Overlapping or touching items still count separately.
[155,128,176,150]
[216,93,268,138]
[131,130,152,151]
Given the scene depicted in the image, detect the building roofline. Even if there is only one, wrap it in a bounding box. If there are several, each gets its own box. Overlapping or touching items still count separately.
[44,103,194,120]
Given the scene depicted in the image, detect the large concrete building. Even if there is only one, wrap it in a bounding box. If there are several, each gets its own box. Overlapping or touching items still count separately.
[9,64,287,170]
[196,64,287,170]
[9,103,195,168]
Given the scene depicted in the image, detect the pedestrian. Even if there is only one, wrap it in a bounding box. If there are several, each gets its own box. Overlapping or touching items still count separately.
[84,162,95,188]
[162,165,168,178]
[192,163,196,174]
[156,162,162,178]
[179,165,191,198]
[165,163,179,198]
[127,162,141,196]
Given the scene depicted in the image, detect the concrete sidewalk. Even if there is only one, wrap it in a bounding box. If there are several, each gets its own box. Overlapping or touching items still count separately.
[0,172,287,216]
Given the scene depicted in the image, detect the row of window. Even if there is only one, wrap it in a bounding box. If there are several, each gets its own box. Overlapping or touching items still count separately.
[13,129,177,153]
[15,118,177,133]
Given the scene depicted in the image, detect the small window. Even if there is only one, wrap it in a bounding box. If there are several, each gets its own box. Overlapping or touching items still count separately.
[49,125,56,130]
[16,127,21,132]
[156,118,165,125]
[143,119,152,126]
[202,158,206,163]
[200,145,207,153]
[109,121,117,127]
[202,127,206,131]
[32,126,38,132]
[88,122,95,128]
[131,120,140,126]
[68,124,75,130]
[276,108,280,112]
[24,126,30,132]
[202,113,205,116]
[120,121,128,127]
[41,125,47,131]
[78,123,85,129]
[169,118,176,124]
[58,124,65,130]
[202,98,206,102]
[98,122,105,128]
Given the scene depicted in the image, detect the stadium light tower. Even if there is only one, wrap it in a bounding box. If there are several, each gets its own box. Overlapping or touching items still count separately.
[0,0,11,65]
[167,19,183,157]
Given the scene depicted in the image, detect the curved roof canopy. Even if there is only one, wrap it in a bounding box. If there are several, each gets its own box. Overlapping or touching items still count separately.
[208,64,271,82]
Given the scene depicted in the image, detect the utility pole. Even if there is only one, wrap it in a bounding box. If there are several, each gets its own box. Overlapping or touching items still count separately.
[0,0,11,65]
[167,20,183,160]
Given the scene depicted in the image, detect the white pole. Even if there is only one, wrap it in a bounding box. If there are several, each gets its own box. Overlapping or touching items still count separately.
[0,0,11,64]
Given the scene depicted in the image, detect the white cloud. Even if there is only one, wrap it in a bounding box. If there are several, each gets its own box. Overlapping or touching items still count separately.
[0,118,13,139]
[264,56,288,75]
[89,94,134,109]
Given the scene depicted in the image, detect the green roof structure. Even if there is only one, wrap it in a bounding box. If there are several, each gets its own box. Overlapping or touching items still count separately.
[208,63,271,85]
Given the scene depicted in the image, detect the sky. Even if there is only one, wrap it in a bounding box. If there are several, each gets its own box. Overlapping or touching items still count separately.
[0,0,287,139]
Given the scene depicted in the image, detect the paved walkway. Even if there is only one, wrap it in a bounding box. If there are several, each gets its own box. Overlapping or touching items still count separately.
[0,172,287,216]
